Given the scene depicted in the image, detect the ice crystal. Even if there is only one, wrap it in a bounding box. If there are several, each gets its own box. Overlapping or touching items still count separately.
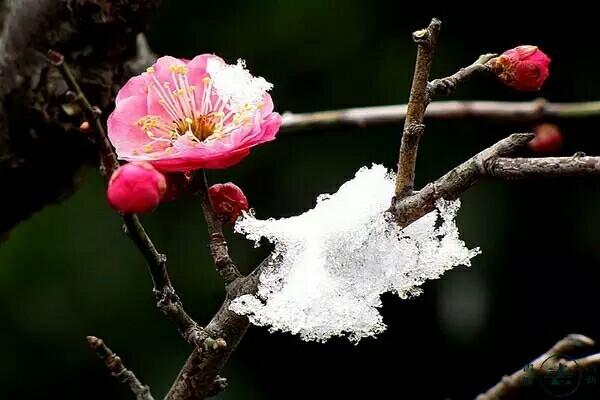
[207,58,273,112]
[230,165,480,342]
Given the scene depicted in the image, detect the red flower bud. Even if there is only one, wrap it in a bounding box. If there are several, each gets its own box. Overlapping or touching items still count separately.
[489,45,550,91]
[208,183,249,224]
[107,162,166,214]
[528,123,563,154]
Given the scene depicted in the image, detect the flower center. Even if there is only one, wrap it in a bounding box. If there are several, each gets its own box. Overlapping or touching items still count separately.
[174,113,222,141]
[132,60,271,157]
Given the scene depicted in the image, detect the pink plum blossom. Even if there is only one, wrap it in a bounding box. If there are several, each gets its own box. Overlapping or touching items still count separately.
[107,162,167,214]
[107,55,282,172]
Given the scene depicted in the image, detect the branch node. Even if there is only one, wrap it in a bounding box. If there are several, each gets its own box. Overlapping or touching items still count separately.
[408,122,425,136]
[533,97,549,116]
[203,337,227,352]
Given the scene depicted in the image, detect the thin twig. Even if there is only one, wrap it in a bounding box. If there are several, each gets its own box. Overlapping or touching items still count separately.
[278,99,600,133]
[395,17,441,198]
[476,334,600,399]
[392,133,600,227]
[47,50,119,178]
[48,53,205,347]
[87,336,154,400]
[392,132,533,227]
[490,155,600,178]
[194,171,242,286]
[428,53,496,96]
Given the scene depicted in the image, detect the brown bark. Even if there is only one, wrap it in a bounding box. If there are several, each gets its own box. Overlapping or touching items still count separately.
[0,0,159,238]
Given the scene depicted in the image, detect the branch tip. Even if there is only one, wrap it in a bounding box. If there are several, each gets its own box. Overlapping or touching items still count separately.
[476,334,600,399]
[87,335,155,400]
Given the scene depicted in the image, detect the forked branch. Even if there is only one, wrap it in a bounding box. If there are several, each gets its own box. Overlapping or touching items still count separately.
[49,54,206,347]
[476,334,600,399]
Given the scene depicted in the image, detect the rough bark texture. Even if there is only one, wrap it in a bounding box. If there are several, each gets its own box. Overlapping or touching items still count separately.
[394,18,440,198]
[165,260,267,400]
[87,335,155,400]
[0,0,159,238]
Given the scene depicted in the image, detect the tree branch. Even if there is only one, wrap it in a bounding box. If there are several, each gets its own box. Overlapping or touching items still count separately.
[165,256,273,400]
[87,336,154,400]
[395,17,441,198]
[392,133,532,226]
[0,0,159,238]
[194,171,242,286]
[278,99,600,134]
[51,56,205,347]
[476,334,600,399]
[392,132,600,227]
[428,53,496,96]
[490,155,600,178]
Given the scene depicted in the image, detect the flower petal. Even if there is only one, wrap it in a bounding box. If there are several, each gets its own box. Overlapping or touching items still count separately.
[186,54,224,81]
[116,74,149,105]
[260,93,275,117]
[107,95,151,159]
[149,144,250,171]
[152,56,187,84]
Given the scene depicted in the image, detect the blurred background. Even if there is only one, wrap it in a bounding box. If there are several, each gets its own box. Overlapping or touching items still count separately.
[1,3,600,399]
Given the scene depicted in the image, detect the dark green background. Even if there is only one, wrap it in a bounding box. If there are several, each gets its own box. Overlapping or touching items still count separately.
[2,3,600,399]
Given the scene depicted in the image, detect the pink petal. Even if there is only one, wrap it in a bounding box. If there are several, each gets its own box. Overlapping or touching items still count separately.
[107,95,151,158]
[153,56,187,85]
[259,112,282,142]
[150,146,250,171]
[260,93,275,117]
[116,74,149,105]
[186,54,224,80]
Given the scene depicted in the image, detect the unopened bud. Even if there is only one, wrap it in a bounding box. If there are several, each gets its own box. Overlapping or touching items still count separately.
[208,182,249,224]
[488,45,550,91]
[529,123,563,154]
[107,162,166,214]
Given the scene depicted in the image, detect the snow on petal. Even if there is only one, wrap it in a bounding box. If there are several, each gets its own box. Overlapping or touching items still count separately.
[206,58,273,112]
[230,165,480,342]
[107,54,280,172]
